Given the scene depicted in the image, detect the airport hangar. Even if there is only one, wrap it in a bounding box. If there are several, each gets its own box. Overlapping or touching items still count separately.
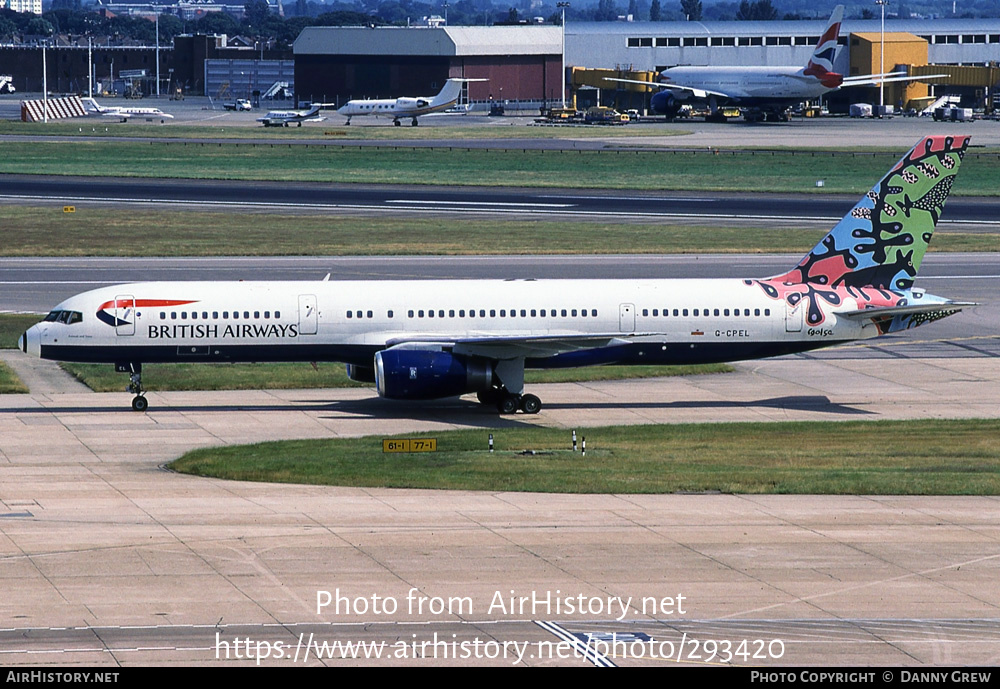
[290,19,1000,113]
[292,25,563,106]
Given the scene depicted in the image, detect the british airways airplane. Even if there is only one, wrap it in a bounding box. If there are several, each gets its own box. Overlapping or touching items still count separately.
[606,6,946,122]
[19,135,973,413]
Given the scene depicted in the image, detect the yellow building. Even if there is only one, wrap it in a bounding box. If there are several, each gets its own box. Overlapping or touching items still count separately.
[849,32,932,109]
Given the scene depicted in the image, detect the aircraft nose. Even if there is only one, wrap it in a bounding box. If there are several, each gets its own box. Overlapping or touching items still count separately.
[20,325,40,358]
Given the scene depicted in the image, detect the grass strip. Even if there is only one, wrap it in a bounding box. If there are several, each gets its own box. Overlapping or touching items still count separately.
[59,362,732,392]
[169,419,1000,495]
[4,207,998,257]
[0,361,28,393]
[1,141,997,194]
[0,314,41,349]
[0,120,690,141]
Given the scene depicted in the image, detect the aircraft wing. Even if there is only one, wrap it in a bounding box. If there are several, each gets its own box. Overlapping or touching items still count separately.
[840,73,950,87]
[384,332,654,359]
[602,77,731,101]
[103,111,129,118]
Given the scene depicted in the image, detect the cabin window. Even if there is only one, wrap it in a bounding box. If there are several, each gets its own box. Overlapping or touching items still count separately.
[388,310,394,318]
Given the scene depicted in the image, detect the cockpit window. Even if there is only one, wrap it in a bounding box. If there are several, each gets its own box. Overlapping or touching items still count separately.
[44,310,83,324]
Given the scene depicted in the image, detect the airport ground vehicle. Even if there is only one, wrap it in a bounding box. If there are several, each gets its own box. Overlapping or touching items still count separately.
[224,99,252,111]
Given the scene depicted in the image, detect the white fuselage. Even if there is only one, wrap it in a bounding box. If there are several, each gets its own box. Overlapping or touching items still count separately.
[20,277,875,368]
[662,66,829,102]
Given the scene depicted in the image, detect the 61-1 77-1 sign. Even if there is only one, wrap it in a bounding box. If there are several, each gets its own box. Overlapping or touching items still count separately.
[383,438,438,453]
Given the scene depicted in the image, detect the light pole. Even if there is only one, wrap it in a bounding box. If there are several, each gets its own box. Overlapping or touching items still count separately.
[875,0,889,109]
[558,2,570,109]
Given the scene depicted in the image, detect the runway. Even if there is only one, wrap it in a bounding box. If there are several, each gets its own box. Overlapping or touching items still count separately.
[1,174,998,227]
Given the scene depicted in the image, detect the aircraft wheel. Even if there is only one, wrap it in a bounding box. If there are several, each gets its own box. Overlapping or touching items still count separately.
[131,395,148,412]
[394,120,401,126]
[519,394,542,414]
[497,394,520,415]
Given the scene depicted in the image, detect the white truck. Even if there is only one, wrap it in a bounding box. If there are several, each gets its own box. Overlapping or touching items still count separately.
[223,98,252,111]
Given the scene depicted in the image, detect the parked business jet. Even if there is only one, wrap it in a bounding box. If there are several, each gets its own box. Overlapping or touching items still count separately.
[82,97,174,123]
[19,135,972,413]
[607,5,945,122]
[256,103,327,127]
[337,78,485,126]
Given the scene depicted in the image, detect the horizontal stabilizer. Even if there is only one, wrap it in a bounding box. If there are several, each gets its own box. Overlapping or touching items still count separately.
[839,301,976,320]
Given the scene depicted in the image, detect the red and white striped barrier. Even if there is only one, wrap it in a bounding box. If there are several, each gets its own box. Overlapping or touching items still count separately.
[20,96,87,122]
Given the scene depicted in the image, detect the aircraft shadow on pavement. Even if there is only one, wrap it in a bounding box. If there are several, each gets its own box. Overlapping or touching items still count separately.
[0,395,868,419]
[540,395,872,415]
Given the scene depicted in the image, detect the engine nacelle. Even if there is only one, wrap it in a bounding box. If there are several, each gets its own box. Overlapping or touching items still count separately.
[395,97,430,109]
[345,364,376,383]
[651,91,683,118]
[374,349,492,400]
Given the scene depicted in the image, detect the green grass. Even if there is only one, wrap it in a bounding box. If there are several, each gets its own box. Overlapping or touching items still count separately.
[0,119,690,141]
[1,140,998,194]
[169,419,1000,495]
[60,361,733,392]
[3,207,998,257]
[0,206,835,256]
[0,313,41,349]
[0,361,28,394]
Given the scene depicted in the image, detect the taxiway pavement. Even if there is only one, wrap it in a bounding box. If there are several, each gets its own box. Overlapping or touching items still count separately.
[1,353,1000,666]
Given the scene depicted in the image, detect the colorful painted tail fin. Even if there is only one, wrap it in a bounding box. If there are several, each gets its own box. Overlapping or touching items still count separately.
[771,135,970,292]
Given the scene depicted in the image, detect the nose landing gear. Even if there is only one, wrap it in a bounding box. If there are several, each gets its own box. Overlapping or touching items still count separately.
[117,362,148,412]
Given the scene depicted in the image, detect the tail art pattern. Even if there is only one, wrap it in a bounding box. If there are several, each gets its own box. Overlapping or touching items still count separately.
[747,135,969,327]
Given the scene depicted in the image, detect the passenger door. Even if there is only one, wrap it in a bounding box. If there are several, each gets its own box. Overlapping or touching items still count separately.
[299,294,318,335]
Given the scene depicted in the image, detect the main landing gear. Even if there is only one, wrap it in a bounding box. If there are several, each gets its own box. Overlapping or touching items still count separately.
[477,388,542,415]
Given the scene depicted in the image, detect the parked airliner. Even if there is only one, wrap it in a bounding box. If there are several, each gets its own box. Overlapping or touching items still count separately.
[337,78,485,126]
[82,97,174,123]
[607,5,945,122]
[19,135,972,413]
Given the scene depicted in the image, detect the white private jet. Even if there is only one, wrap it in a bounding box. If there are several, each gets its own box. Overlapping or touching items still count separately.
[337,78,486,126]
[82,97,174,123]
[606,5,946,122]
[19,135,973,413]
[256,103,328,127]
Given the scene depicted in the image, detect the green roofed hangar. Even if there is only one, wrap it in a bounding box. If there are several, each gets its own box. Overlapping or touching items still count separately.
[292,25,563,107]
